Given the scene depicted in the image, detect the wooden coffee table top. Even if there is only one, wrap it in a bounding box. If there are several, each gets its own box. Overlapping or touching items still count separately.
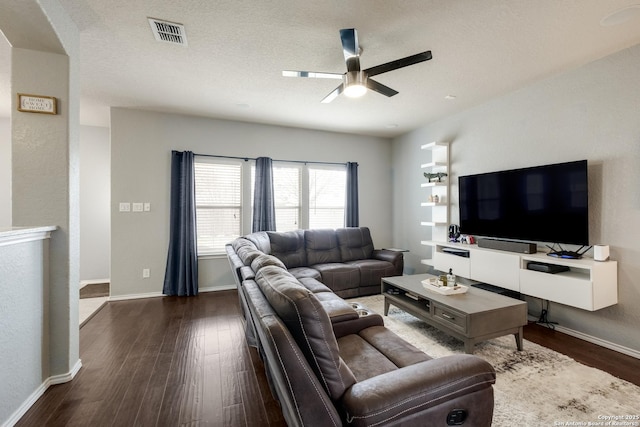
[382,274,528,353]
[383,274,526,314]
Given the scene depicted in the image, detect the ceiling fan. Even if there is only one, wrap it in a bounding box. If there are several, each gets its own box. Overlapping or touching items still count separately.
[282,28,432,103]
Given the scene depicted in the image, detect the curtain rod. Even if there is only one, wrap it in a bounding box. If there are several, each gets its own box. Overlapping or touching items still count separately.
[193,153,351,166]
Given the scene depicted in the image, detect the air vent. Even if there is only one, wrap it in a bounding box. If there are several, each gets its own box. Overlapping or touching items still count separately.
[148,18,188,46]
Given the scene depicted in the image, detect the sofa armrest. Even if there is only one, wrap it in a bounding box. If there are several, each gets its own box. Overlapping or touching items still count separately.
[332,313,384,339]
[371,249,404,273]
[340,354,496,427]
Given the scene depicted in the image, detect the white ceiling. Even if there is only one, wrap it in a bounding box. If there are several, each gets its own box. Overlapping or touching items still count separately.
[2,1,640,137]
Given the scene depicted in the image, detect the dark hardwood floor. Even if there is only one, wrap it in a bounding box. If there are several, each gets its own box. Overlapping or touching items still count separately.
[17,290,639,426]
[523,321,640,387]
[17,290,286,427]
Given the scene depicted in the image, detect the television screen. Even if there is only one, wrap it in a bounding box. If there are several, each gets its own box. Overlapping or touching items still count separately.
[458,160,589,246]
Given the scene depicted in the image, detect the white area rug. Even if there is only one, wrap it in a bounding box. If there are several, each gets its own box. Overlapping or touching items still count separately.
[348,295,640,427]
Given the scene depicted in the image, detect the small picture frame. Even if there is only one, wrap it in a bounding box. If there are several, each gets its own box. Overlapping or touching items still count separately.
[17,93,57,115]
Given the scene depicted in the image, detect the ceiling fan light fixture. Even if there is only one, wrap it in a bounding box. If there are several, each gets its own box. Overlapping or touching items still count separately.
[344,84,367,98]
[344,71,367,98]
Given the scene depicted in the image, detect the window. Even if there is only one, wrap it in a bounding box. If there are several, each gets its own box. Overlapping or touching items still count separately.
[309,166,346,229]
[273,165,302,231]
[194,158,242,255]
[194,157,347,255]
[251,164,302,232]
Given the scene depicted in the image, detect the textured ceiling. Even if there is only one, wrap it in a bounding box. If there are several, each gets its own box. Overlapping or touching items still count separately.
[2,1,640,137]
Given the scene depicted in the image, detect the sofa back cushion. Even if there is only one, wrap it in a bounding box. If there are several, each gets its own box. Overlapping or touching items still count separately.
[251,254,287,273]
[245,231,271,254]
[232,238,262,266]
[335,227,375,262]
[255,265,356,400]
[305,229,341,265]
[267,230,308,268]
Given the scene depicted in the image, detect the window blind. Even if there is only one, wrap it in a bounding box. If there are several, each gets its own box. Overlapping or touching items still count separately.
[194,160,242,254]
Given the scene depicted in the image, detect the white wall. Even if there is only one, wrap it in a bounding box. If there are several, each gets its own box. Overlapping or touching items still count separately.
[79,125,110,283]
[0,118,9,226]
[392,43,640,352]
[110,108,393,298]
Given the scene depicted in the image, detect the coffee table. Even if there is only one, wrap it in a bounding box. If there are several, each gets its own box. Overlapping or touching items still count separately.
[382,274,527,354]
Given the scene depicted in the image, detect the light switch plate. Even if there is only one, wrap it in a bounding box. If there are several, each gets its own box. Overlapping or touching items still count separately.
[132,202,143,212]
[119,202,131,212]
[144,202,151,212]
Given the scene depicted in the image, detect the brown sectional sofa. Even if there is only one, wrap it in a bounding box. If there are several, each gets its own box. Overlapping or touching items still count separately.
[226,228,496,426]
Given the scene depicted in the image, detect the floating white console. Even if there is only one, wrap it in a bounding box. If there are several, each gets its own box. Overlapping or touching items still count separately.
[429,241,618,311]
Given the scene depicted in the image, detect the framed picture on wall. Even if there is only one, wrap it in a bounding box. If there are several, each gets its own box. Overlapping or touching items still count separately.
[17,93,57,115]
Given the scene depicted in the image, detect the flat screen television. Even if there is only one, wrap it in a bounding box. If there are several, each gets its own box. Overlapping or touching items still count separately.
[458,160,589,246]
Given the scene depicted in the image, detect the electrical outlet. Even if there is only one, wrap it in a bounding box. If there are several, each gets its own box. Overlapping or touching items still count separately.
[142,268,150,278]
[119,202,131,212]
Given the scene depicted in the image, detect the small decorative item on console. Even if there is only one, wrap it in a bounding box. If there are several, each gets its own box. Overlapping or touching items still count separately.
[449,224,460,242]
[423,172,448,182]
[447,268,456,287]
[422,277,468,295]
[459,234,475,244]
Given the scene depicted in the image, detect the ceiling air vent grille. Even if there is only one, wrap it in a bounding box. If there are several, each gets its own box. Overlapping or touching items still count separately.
[148,18,188,46]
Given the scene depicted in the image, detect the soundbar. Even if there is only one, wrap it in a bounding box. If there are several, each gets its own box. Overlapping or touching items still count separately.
[477,238,537,254]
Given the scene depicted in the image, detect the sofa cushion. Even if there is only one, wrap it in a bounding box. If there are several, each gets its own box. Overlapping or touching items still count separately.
[251,254,286,273]
[312,263,360,292]
[358,326,432,368]
[232,238,263,266]
[335,227,374,262]
[232,237,256,252]
[245,231,271,254]
[288,266,322,281]
[267,230,308,268]
[345,259,398,288]
[336,334,399,381]
[305,229,342,265]
[255,265,357,400]
[297,277,332,294]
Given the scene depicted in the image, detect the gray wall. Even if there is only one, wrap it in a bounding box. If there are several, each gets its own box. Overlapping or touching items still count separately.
[0,118,9,226]
[0,236,49,425]
[392,44,640,352]
[79,125,110,283]
[1,119,111,283]
[110,108,393,298]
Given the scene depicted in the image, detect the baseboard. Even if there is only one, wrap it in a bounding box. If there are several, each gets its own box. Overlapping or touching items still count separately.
[554,325,640,360]
[2,359,82,427]
[79,278,110,289]
[109,291,164,301]
[108,285,237,301]
[199,284,237,293]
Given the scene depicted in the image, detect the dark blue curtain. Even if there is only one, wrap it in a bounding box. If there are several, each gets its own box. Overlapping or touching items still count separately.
[346,162,359,227]
[163,151,198,296]
[252,157,276,232]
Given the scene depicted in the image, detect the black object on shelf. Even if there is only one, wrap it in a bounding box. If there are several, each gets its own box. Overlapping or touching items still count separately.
[471,283,521,299]
[545,244,591,259]
[442,247,470,257]
[526,261,570,274]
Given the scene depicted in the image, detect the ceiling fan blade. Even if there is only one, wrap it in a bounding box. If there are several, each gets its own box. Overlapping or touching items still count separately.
[282,70,344,79]
[321,84,344,103]
[366,79,399,97]
[339,28,361,72]
[364,51,432,77]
